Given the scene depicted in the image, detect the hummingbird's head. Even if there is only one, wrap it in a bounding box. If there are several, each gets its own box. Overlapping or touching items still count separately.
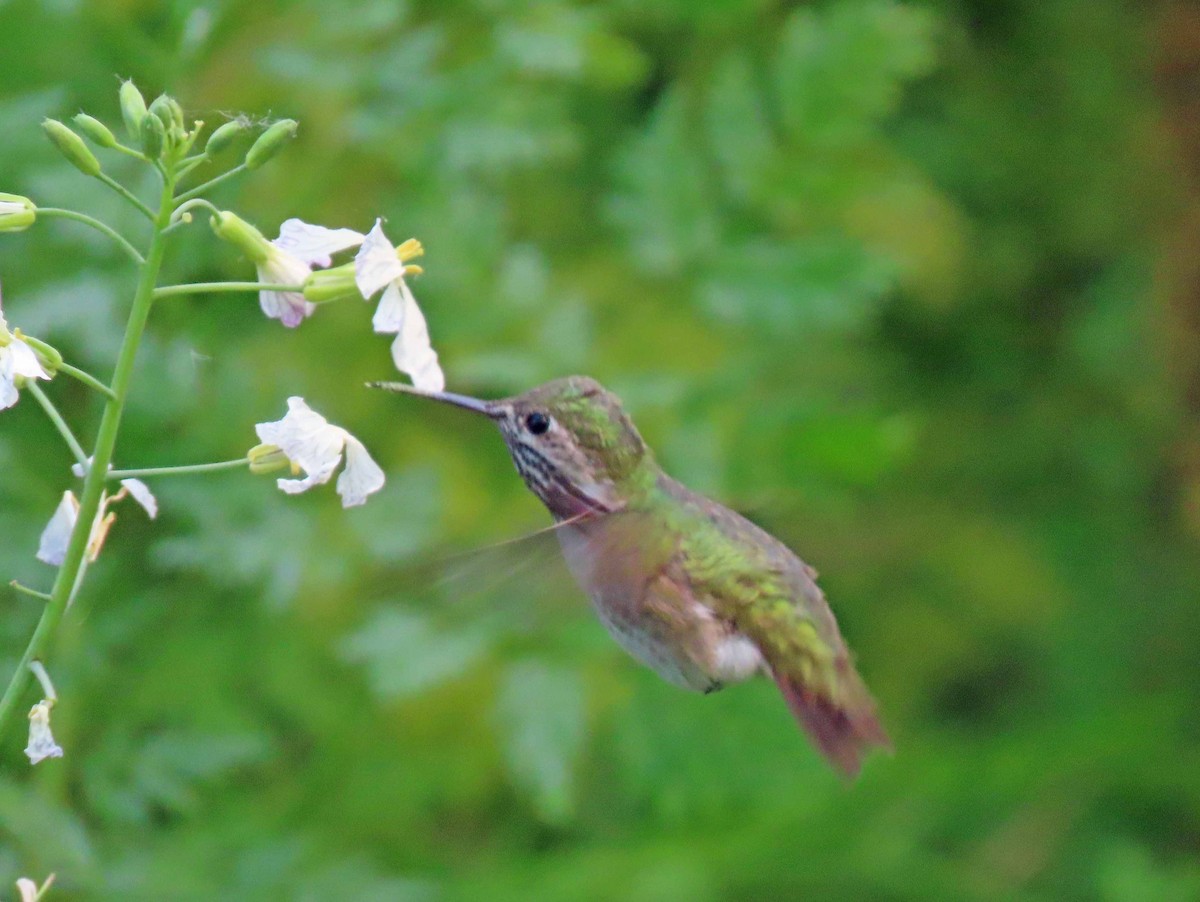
[371,375,651,518]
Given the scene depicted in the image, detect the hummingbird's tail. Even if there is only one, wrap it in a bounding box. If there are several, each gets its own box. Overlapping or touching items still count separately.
[772,664,891,778]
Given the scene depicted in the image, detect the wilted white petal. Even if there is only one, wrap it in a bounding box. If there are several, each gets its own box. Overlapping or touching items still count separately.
[389,283,444,392]
[256,397,347,494]
[273,218,364,268]
[24,702,63,765]
[121,478,158,519]
[37,492,78,566]
[371,280,406,333]
[9,339,49,380]
[336,435,386,507]
[354,219,405,298]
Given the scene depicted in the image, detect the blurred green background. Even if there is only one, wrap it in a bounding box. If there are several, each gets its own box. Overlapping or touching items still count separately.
[1,0,1198,898]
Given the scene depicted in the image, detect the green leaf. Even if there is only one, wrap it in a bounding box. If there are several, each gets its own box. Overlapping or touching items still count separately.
[340,609,489,699]
[494,660,586,823]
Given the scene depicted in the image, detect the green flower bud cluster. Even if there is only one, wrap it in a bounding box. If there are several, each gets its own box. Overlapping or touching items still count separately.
[38,81,299,182]
[120,82,194,163]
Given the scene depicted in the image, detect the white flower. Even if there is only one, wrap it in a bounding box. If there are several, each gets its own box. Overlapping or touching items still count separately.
[354,220,445,392]
[25,701,63,765]
[36,479,157,566]
[255,397,385,507]
[211,212,364,328]
[71,459,159,519]
[0,317,51,411]
[15,875,55,902]
[260,219,366,327]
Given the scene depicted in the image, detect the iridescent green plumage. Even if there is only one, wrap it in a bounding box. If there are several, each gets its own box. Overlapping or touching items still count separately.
[375,375,890,776]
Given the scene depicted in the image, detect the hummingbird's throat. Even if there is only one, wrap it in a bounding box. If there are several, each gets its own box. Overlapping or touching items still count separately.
[508,437,615,519]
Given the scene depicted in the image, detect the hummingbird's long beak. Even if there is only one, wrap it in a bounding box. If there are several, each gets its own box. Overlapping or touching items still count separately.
[367,381,502,418]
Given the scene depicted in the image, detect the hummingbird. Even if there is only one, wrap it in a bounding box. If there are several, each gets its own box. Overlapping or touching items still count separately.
[372,376,890,776]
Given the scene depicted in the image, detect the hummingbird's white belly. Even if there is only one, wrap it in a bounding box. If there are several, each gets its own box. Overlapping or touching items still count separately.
[557,525,764,692]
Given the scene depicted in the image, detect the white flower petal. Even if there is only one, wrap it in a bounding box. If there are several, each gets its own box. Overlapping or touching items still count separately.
[37,491,78,566]
[273,219,364,268]
[15,878,38,902]
[258,289,314,328]
[354,219,406,299]
[256,397,347,491]
[336,435,386,507]
[389,285,444,392]
[371,281,406,333]
[121,478,158,519]
[276,470,331,495]
[25,701,63,765]
[9,339,49,381]
[0,336,48,411]
[257,253,318,328]
[0,202,24,216]
[0,352,17,410]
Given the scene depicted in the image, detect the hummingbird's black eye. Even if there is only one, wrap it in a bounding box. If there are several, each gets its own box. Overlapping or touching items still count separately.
[525,411,551,435]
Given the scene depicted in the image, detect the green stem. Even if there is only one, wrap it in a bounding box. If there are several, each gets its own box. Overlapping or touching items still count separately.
[110,143,151,163]
[25,381,87,465]
[9,582,52,603]
[95,172,155,220]
[37,208,145,265]
[0,174,177,741]
[175,156,208,180]
[58,362,116,399]
[108,458,249,480]
[169,198,222,227]
[174,163,247,203]
[153,281,303,300]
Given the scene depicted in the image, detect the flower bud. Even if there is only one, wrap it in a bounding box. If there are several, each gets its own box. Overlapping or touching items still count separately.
[248,443,292,475]
[0,193,36,233]
[244,119,298,170]
[41,119,101,177]
[302,262,361,303]
[119,80,147,137]
[210,211,272,264]
[205,120,245,156]
[147,94,182,134]
[167,99,186,134]
[139,110,166,160]
[73,113,117,148]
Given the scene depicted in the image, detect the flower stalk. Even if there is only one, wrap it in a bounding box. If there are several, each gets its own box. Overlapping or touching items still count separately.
[0,173,175,740]
[0,87,437,753]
